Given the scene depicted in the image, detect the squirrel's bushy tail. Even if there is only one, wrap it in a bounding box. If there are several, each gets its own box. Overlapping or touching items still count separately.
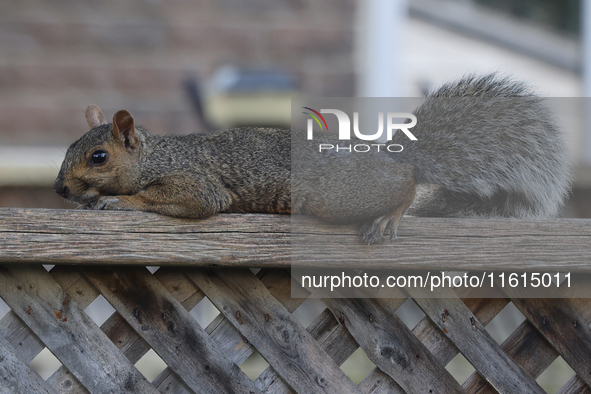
[399,74,572,219]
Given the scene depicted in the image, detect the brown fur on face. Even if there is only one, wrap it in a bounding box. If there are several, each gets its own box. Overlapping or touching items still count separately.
[54,106,143,207]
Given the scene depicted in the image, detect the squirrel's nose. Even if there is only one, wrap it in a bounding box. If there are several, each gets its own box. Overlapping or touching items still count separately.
[54,183,69,199]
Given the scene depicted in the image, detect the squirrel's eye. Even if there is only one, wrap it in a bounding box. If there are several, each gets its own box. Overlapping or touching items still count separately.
[89,150,108,166]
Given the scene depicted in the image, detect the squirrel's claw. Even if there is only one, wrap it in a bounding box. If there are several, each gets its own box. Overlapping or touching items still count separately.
[388,226,398,241]
[93,196,122,210]
[360,212,403,245]
[360,216,390,245]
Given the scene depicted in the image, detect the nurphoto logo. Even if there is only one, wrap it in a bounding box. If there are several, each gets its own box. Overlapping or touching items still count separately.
[302,107,417,152]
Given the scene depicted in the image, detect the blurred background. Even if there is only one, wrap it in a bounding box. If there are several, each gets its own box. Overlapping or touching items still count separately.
[0,0,590,216]
[0,0,589,391]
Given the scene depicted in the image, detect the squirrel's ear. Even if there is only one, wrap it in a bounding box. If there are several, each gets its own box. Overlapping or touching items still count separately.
[85,105,107,129]
[112,110,139,150]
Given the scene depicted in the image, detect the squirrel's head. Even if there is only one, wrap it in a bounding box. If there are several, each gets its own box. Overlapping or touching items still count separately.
[54,105,144,207]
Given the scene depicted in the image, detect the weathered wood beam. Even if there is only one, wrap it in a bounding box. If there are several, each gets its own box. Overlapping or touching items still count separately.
[0,208,589,271]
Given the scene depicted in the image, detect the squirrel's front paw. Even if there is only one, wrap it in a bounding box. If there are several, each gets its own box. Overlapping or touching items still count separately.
[93,196,129,211]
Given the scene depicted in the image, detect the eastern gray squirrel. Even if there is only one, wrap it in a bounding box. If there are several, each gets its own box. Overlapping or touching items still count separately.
[54,74,571,243]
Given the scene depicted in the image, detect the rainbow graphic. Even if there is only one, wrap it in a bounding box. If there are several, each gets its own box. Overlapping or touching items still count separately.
[302,107,328,131]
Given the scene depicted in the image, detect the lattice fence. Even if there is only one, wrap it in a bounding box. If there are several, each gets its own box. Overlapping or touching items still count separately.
[0,208,590,393]
[0,265,590,394]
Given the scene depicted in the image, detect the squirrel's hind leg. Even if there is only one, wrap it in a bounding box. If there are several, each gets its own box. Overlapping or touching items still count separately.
[359,183,415,245]
[359,215,392,245]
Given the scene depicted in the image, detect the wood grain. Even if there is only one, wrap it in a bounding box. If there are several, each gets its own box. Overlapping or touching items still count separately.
[151,269,302,393]
[509,297,591,389]
[0,335,57,394]
[0,265,158,394]
[462,318,559,393]
[187,268,362,394]
[409,287,545,394]
[0,208,590,271]
[358,294,510,394]
[325,297,465,394]
[82,266,261,394]
[47,267,202,394]
[0,265,99,393]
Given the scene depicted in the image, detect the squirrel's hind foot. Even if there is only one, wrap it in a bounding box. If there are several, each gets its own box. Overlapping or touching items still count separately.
[359,214,401,245]
[359,189,412,244]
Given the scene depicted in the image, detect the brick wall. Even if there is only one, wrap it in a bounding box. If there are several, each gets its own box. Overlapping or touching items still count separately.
[0,0,356,146]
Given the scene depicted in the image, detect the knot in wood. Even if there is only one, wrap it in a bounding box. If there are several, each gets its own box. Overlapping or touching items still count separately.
[235,310,244,325]
[316,376,328,387]
[379,345,409,369]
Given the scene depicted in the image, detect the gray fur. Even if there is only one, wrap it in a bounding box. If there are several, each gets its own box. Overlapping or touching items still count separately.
[397,74,572,218]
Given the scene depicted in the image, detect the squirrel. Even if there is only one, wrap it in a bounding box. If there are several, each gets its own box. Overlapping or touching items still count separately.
[54,74,571,244]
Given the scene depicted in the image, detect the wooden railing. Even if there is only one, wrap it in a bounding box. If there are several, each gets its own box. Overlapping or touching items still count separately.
[0,208,590,393]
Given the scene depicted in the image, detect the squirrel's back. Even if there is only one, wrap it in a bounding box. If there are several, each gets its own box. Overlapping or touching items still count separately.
[395,74,571,218]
